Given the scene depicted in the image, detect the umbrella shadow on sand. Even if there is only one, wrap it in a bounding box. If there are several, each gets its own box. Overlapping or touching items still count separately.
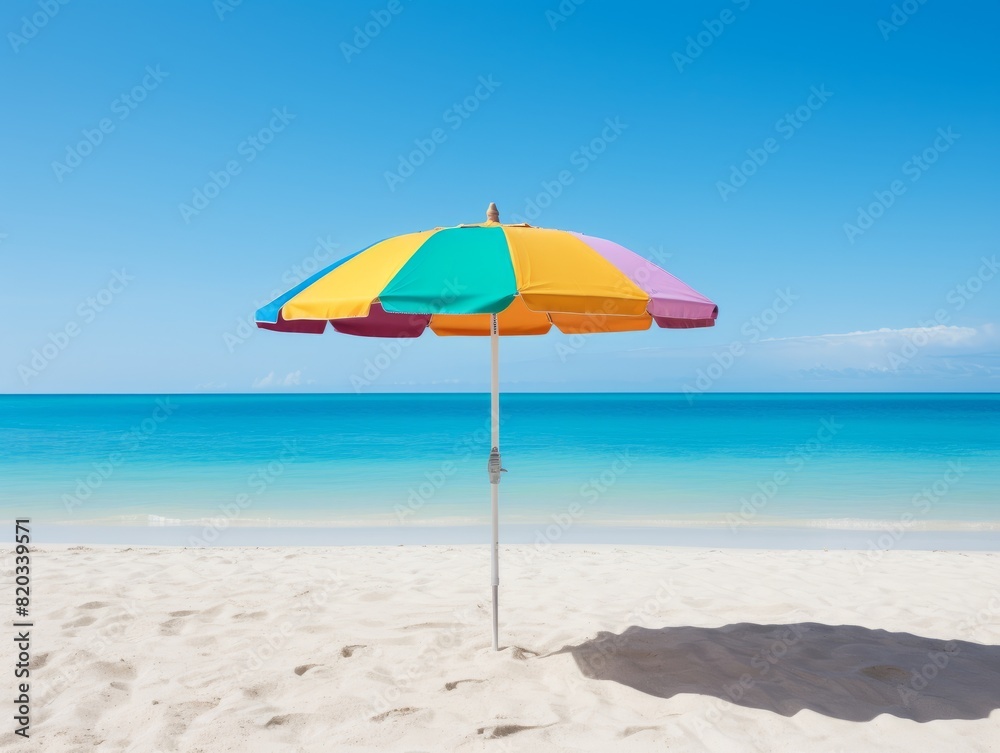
[554,622,1000,722]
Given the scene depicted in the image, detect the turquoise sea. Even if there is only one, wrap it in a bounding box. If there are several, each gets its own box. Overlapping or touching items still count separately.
[1,394,998,535]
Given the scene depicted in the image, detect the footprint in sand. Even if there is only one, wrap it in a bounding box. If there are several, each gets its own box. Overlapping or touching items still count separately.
[265,713,311,729]
[294,664,320,676]
[510,646,538,660]
[92,660,137,681]
[79,601,111,609]
[63,615,97,628]
[242,683,276,699]
[159,618,185,636]
[159,605,206,634]
[233,611,268,621]
[341,644,365,658]
[444,679,485,691]
[622,725,660,737]
[371,707,417,723]
[477,723,550,738]
[152,699,220,748]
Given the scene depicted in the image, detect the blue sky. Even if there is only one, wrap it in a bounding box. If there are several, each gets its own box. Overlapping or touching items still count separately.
[1,0,997,393]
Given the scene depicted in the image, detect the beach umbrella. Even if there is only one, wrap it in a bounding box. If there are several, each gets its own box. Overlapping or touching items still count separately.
[255,203,718,651]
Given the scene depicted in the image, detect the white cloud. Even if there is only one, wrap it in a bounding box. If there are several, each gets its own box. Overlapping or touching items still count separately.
[252,370,303,389]
[762,325,983,347]
[757,324,998,383]
[489,322,998,391]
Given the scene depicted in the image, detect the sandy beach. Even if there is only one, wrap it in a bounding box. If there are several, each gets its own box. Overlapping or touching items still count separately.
[7,544,999,752]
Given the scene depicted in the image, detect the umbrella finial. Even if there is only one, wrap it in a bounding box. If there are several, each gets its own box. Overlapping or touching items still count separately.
[486,202,500,223]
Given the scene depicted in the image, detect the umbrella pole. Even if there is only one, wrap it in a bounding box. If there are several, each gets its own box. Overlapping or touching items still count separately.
[489,313,501,651]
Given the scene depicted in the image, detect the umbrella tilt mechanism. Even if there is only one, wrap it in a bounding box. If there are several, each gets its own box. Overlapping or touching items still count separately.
[487,447,506,484]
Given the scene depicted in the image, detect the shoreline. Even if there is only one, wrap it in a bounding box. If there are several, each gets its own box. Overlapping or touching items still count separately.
[31,522,1000,550]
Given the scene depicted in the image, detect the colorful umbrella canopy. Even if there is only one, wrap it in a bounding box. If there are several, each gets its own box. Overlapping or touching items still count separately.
[255,203,718,652]
[255,206,717,337]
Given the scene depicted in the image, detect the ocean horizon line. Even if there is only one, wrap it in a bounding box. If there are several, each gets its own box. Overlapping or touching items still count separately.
[7,391,1000,397]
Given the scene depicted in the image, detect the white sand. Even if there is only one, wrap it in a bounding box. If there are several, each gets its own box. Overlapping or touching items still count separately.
[7,545,1000,752]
